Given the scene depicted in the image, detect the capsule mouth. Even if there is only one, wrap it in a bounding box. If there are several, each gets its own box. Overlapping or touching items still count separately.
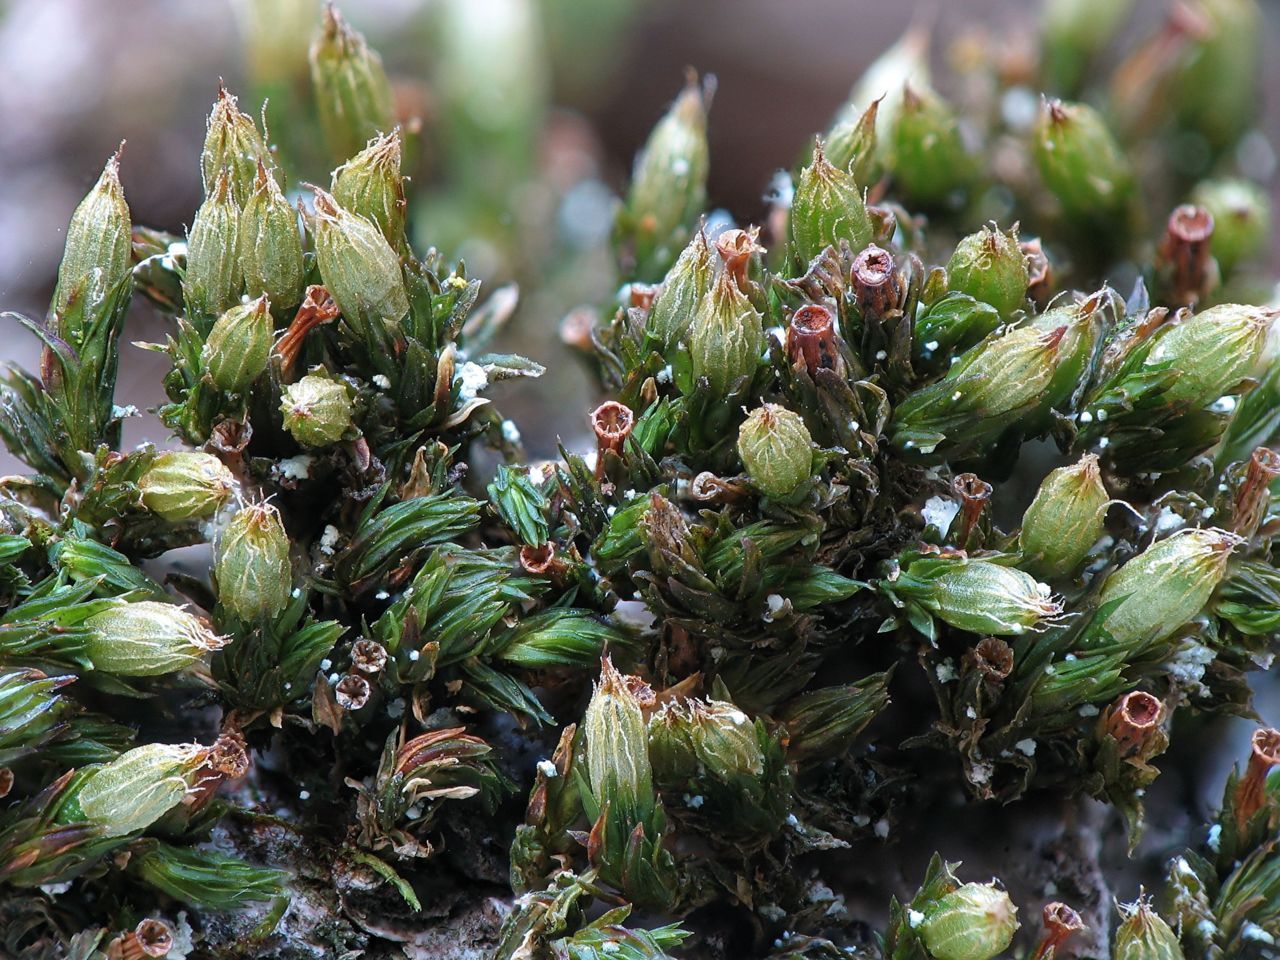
[1252,727,1280,767]
[519,542,557,574]
[335,674,371,710]
[591,401,635,446]
[1168,204,1214,244]
[791,303,835,337]
[972,637,1014,681]
[135,918,175,958]
[1043,901,1084,933]
[952,472,993,504]
[853,245,895,287]
[1119,691,1163,728]
[352,638,389,675]
[1251,446,1280,479]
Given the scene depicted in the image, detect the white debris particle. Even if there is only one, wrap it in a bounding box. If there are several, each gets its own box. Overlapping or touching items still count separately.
[277,454,314,480]
[299,789,310,801]
[1154,507,1184,533]
[936,660,958,683]
[970,761,994,784]
[501,420,522,444]
[873,818,890,838]
[387,698,405,719]
[852,814,871,827]
[454,361,489,401]
[536,759,559,778]
[1207,823,1222,853]
[408,649,421,662]
[372,374,391,389]
[908,909,926,928]
[1078,410,1093,423]
[922,494,962,532]
[685,794,705,809]
[612,600,657,631]
[965,706,978,719]
[319,524,341,555]
[375,590,390,600]
[875,350,887,360]
[1078,703,1100,718]
[1209,395,1238,414]
[1015,738,1037,757]
[320,659,332,671]
[656,364,674,384]
[924,340,939,351]
[1242,922,1275,944]
[763,593,787,623]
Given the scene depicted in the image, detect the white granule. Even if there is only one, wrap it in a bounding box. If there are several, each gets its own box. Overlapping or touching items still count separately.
[454,362,489,401]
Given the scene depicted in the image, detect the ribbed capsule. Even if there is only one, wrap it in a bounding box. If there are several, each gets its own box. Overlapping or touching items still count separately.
[737,404,813,497]
[1093,527,1238,650]
[649,698,763,785]
[946,224,1029,319]
[791,141,873,264]
[309,4,396,163]
[203,295,273,393]
[687,270,764,402]
[1191,177,1271,272]
[311,186,409,331]
[620,75,711,281]
[1113,898,1185,960]
[1034,99,1134,225]
[646,229,714,351]
[893,554,1063,636]
[183,170,243,323]
[584,657,655,822]
[1019,454,1109,578]
[280,374,355,448]
[215,502,292,621]
[890,84,973,207]
[1137,304,1272,412]
[52,151,132,329]
[331,129,407,251]
[891,315,1086,458]
[138,451,236,522]
[69,742,207,836]
[919,883,1019,960]
[240,162,305,314]
[83,601,228,677]
[200,86,272,204]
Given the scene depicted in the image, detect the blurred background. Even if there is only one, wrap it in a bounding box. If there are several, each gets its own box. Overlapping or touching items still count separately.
[2,0,1278,466]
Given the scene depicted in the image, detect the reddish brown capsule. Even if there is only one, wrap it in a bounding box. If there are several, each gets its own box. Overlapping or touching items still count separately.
[967,636,1014,682]
[629,283,658,311]
[1231,447,1280,539]
[851,244,903,319]
[690,471,748,504]
[352,638,389,675]
[1031,902,1084,960]
[591,401,634,479]
[335,674,371,711]
[274,284,342,376]
[1021,238,1053,309]
[1103,691,1165,759]
[952,473,992,547]
[1159,204,1216,306]
[520,542,569,581]
[1235,726,1280,828]
[0,768,12,799]
[715,226,764,291]
[786,303,842,376]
